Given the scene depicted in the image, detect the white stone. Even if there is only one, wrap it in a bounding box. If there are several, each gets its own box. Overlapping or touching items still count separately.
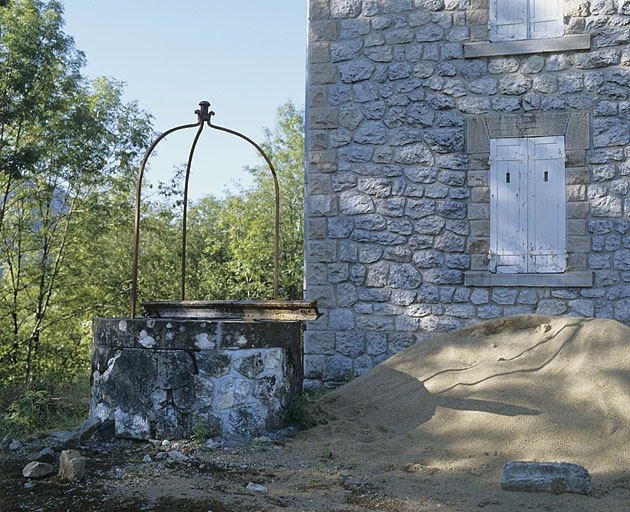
[138,330,156,348]
[263,350,283,371]
[194,333,215,350]
[246,482,269,493]
[114,409,151,439]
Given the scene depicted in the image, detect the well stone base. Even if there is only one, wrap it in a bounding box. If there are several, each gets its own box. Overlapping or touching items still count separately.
[90,318,302,441]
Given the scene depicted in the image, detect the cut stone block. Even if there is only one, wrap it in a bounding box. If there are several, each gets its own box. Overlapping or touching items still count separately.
[501,461,592,495]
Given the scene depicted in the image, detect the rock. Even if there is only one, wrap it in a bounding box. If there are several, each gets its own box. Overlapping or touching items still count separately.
[75,417,101,444]
[33,447,56,464]
[22,461,55,480]
[143,454,152,462]
[1,433,13,449]
[246,482,269,493]
[167,450,189,464]
[46,418,113,450]
[501,461,592,495]
[96,419,115,442]
[46,430,80,450]
[8,439,23,452]
[58,449,86,481]
[203,439,218,451]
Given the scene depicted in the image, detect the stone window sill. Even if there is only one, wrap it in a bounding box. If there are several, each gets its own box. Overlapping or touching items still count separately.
[464,34,591,59]
[464,271,593,288]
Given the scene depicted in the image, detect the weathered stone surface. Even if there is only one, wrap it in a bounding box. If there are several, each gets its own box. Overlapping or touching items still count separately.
[22,461,55,480]
[58,449,86,481]
[45,430,79,450]
[91,318,303,441]
[501,461,592,495]
[45,418,112,451]
[166,450,189,464]
[33,447,56,464]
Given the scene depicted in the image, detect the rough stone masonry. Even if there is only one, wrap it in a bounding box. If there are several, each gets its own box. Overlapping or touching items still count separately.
[91,318,302,441]
[304,0,630,389]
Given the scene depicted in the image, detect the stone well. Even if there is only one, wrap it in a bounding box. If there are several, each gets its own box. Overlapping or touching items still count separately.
[90,314,307,441]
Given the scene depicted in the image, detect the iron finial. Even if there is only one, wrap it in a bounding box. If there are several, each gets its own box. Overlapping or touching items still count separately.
[195,100,213,124]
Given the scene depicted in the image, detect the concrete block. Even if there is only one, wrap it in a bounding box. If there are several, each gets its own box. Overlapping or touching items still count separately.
[501,461,592,495]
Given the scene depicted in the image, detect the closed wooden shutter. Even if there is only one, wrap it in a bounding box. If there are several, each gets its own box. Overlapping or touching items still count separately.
[490,137,566,274]
[489,0,527,42]
[490,0,563,42]
[527,137,567,272]
[529,0,564,39]
[490,138,527,272]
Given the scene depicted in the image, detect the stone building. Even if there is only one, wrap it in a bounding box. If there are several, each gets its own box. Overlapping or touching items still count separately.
[304,0,630,389]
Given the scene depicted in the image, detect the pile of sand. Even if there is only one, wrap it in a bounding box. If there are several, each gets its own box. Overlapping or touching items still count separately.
[309,315,630,478]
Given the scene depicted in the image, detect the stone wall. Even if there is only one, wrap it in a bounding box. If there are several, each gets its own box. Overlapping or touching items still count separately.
[91,318,302,441]
[304,0,630,389]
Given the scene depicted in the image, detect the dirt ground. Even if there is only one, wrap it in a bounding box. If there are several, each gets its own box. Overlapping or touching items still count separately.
[3,315,630,511]
[2,430,629,512]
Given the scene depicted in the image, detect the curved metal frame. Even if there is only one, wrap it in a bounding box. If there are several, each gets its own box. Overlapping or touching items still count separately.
[130,101,280,318]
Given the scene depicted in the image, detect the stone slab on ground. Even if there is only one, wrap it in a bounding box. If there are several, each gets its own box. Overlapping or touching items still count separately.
[501,461,592,495]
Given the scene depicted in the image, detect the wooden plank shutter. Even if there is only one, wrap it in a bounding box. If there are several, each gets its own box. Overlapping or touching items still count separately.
[490,136,566,274]
[490,138,527,273]
[529,0,564,39]
[489,0,527,42]
[527,136,567,273]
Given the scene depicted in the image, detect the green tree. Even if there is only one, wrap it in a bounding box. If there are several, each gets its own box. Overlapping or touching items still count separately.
[185,102,305,301]
[0,0,154,387]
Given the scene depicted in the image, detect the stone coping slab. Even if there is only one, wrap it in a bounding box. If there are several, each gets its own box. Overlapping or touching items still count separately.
[140,300,321,322]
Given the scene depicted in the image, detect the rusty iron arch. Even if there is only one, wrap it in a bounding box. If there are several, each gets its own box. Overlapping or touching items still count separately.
[130,101,280,319]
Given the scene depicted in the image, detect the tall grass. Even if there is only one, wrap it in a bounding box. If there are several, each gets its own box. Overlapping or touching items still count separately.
[0,378,90,440]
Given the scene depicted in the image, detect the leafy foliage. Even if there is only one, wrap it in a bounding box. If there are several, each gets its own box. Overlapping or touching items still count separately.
[0,0,154,388]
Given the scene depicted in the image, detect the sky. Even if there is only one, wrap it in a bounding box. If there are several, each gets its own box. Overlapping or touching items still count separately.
[61,0,307,200]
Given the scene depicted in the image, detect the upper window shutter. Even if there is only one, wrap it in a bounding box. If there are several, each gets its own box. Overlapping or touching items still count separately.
[490,138,527,273]
[529,0,564,39]
[527,137,567,273]
[489,0,527,42]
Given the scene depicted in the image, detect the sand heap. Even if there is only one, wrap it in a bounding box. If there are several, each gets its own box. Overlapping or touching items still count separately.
[310,315,630,477]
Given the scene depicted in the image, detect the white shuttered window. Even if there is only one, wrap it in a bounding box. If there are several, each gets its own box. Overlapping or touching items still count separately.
[489,137,567,274]
[490,0,564,42]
